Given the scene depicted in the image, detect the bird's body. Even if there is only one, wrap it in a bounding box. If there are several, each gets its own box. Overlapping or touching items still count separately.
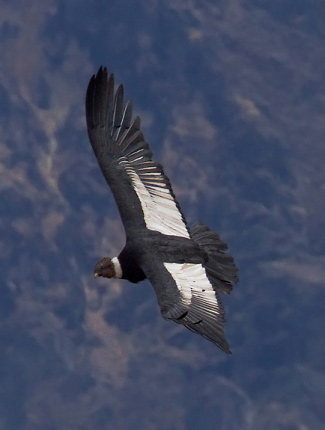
[86,67,238,353]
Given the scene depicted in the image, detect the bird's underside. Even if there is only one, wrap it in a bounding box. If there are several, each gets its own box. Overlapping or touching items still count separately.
[86,66,238,353]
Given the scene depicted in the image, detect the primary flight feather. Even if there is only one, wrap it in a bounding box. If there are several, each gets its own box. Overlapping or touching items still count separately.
[86,67,238,353]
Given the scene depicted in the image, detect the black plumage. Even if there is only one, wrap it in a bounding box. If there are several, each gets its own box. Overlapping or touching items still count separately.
[86,67,238,353]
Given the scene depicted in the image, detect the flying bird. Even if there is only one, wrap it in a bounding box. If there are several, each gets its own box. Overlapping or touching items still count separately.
[86,67,238,353]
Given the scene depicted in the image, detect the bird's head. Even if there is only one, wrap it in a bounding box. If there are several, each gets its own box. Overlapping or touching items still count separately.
[94,257,115,279]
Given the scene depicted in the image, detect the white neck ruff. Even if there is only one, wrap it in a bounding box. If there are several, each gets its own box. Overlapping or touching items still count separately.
[111,257,123,279]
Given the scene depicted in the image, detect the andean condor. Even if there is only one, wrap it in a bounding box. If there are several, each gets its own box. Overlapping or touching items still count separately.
[86,67,238,353]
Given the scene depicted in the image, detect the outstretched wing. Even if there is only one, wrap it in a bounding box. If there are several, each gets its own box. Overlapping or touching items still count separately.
[142,258,231,353]
[86,67,190,239]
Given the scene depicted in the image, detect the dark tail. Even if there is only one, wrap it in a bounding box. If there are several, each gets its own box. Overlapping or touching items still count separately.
[190,222,239,294]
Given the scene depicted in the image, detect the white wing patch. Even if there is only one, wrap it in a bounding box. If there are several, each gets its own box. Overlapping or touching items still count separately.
[120,158,190,238]
[164,262,220,315]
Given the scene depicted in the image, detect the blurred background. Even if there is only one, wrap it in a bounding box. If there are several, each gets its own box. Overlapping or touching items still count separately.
[1,1,325,429]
